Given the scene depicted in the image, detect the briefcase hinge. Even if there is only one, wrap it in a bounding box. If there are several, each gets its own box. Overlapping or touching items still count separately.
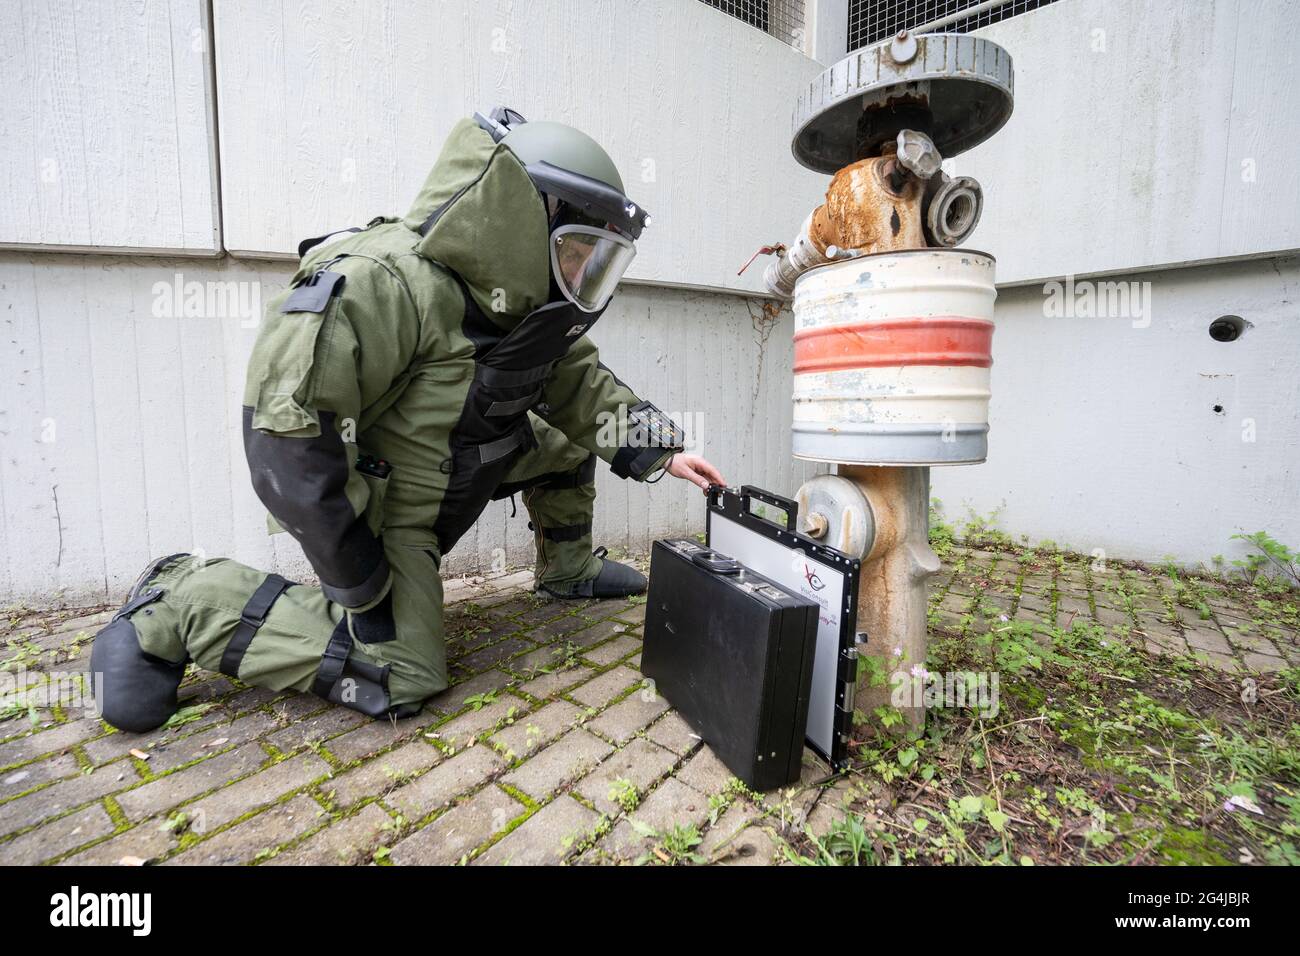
[838,678,856,707]
[834,701,856,766]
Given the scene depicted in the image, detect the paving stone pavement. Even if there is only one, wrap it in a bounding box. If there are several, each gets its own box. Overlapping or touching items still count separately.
[2,550,1296,866]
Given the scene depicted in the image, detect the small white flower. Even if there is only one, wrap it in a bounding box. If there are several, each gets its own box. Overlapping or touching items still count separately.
[892,646,903,658]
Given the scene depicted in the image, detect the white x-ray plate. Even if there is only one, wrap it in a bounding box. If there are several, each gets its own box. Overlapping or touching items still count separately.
[706,486,860,767]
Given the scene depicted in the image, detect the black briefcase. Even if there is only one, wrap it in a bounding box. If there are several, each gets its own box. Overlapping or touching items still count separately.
[642,538,819,790]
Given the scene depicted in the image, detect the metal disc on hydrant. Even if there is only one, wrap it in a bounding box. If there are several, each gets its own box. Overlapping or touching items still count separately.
[792,32,1014,174]
[795,475,874,558]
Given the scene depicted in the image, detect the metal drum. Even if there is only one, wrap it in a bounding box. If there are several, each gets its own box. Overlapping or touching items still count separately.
[791,249,997,465]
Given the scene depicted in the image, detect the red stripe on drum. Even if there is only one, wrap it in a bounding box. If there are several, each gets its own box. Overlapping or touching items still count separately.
[793,316,994,373]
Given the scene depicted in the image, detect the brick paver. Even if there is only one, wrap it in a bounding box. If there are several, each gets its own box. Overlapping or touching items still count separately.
[267,803,394,865]
[388,784,525,865]
[645,711,702,756]
[489,700,584,761]
[568,665,642,709]
[586,688,670,745]
[1,803,115,865]
[133,713,281,774]
[385,746,504,823]
[675,745,735,796]
[164,795,323,865]
[574,737,678,814]
[0,719,102,768]
[265,706,366,754]
[433,668,515,712]
[61,817,176,866]
[173,751,331,833]
[596,778,711,862]
[2,762,138,836]
[430,697,526,748]
[111,744,269,822]
[320,712,427,763]
[323,739,442,807]
[475,794,599,866]
[3,549,1296,866]
[517,663,596,700]
[582,634,641,667]
[1,752,80,800]
[699,802,780,865]
[501,728,612,800]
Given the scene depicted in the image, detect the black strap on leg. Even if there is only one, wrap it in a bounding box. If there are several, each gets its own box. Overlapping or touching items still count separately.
[492,453,598,500]
[553,452,598,489]
[540,520,593,543]
[219,574,291,678]
[311,617,354,699]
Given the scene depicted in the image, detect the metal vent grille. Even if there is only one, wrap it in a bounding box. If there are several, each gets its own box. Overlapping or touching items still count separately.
[700,0,806,48]
[848,0,1059,51]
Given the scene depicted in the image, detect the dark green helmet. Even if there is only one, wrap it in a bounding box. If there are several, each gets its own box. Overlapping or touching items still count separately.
[476,107,650,240]
[501,120,625,194]
[473,108,649,313]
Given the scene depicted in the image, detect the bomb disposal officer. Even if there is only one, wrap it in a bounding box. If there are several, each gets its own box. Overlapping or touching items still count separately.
[91,108,724,731]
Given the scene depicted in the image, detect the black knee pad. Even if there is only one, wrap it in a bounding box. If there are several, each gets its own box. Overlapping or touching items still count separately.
[90,617,186,733]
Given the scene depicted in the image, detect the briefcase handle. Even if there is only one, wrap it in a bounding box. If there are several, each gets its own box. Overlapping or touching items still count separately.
[739,485,799,533]
[690,549,741,574]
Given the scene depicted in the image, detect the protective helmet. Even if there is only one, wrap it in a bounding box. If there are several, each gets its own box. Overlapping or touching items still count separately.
[477,107,651,313]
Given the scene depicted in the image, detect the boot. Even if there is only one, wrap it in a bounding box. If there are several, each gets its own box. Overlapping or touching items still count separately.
[538,546,647,600]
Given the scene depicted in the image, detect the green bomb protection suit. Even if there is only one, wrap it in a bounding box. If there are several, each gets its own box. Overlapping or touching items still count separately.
[114,119,676,719]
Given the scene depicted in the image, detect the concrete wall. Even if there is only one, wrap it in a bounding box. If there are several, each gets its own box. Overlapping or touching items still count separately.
[955,0,1300,285]
[0,251,819,606]
[209,0,826,294]
[920,0,1300,567]
[0,0,220,254]
[931,254,1300,566]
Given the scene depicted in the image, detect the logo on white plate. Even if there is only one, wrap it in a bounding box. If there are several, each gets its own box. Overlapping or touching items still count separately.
[800,562,826,592]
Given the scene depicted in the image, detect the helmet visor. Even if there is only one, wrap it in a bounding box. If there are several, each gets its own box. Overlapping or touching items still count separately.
[549,224,636,313]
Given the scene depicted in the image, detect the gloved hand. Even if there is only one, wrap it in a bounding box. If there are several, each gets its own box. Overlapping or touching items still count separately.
[347,590,396,644]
